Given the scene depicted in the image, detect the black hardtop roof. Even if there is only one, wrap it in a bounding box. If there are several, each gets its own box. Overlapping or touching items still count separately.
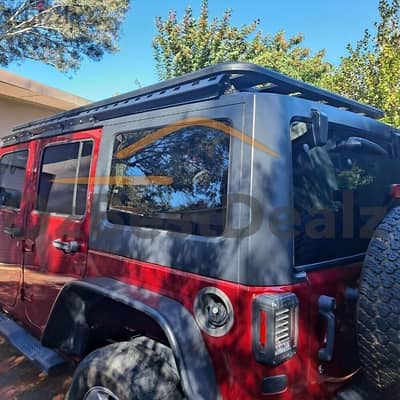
[1,62,384,147]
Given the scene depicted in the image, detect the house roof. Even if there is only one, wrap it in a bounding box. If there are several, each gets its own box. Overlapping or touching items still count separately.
[0,69,90,111]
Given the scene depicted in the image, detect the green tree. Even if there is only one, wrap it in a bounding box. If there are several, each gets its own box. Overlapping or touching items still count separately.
[152,0,331,85]
[322,0,400,127]
[249,31,331,86]
[0,0,129,71]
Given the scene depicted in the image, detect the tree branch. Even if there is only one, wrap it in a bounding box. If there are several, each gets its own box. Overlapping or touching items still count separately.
[8,0,31,23]
[11,4,63,31]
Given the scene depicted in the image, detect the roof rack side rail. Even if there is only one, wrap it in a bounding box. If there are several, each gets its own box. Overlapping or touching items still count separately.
[10,62,384,140]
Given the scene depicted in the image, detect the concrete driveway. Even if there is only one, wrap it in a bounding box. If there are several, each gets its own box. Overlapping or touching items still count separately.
[0,335,73,400]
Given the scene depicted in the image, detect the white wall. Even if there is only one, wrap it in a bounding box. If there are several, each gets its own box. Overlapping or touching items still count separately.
[0,96,62,138]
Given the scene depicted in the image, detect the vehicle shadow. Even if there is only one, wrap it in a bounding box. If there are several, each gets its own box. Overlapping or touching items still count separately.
[0,335,73,400]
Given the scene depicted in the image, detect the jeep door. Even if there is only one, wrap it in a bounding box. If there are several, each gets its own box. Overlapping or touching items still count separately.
[22,129,100,331]
[0,143,32,308]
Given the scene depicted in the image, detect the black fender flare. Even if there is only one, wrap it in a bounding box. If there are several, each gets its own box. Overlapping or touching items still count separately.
[42,277,219,400]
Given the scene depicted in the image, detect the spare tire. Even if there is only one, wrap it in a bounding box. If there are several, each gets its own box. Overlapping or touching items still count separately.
[357,206,400,395]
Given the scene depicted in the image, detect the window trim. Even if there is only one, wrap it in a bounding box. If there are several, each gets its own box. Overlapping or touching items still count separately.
[0,149,29,211]
[294,252,365,272]
[34,139,93,218]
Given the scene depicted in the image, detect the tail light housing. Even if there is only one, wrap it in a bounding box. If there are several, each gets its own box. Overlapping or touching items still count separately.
[252,293,299,366]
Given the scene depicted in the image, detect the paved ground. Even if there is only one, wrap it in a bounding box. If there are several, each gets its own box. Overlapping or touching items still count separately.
[0,335,73,400]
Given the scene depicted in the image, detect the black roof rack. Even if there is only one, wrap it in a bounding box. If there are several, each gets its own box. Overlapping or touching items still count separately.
[2,62,384,147]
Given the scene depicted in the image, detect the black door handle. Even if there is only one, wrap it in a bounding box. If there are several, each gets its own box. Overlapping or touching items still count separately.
[318,295,336,362]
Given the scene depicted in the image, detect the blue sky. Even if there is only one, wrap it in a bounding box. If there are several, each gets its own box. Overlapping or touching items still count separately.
[5,0,380,101]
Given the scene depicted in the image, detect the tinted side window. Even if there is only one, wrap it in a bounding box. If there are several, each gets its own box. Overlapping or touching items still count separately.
[107,123,230,236]
[36,141,93,216]
[0,150,28,209]
[292,122,400,266]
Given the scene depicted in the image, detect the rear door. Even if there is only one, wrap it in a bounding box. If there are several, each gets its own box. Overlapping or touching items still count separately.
[22,130,100,331]
[291,120,399,387]
[0,144,32,308]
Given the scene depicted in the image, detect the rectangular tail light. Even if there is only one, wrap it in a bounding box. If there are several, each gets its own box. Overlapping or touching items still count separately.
[252,293,299,366]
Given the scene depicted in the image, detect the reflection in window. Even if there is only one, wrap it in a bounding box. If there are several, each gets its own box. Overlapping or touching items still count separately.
[292,122,400,266]
[108,123,230,236]
[36,141,93,216]
[0,150,28,208]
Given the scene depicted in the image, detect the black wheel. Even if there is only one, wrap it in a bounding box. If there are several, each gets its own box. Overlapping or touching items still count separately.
[66,337,183,400]
[357,207,400,396]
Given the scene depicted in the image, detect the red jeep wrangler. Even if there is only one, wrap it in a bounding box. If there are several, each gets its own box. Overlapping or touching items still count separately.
[0,63,398,400]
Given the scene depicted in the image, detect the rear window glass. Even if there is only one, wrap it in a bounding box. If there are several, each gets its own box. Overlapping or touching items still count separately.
[292,122,400,266]
[107,122,230,236]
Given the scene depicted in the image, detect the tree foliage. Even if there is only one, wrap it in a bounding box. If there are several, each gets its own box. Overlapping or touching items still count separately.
[152,0,331,85]
[0,0,129,71]
[249,31,331,86]
[322,0,400,127]
[152,1,258,80]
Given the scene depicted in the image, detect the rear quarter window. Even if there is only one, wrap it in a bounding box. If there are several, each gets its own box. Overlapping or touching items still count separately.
[107,122,230,236]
